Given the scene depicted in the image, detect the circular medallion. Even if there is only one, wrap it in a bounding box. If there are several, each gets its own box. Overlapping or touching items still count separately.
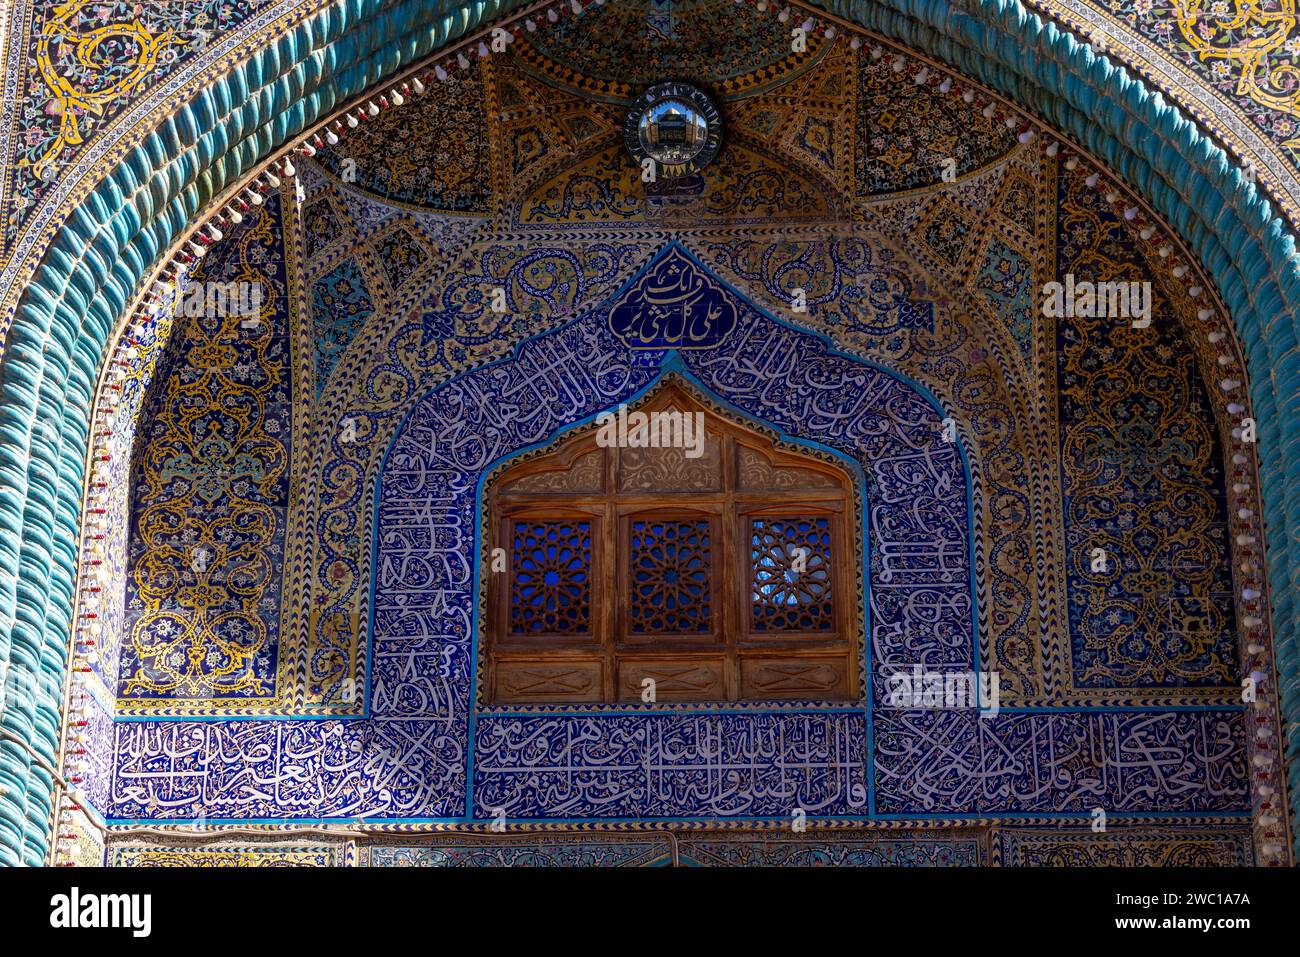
[624,82,722,179]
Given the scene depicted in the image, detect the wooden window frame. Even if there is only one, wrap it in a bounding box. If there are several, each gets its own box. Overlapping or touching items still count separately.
[484,386,858,705]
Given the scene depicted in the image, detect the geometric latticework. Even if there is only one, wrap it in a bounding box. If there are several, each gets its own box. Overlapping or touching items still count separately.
[630,519,713,634]
[750,517,834,632]
[509,520,592,635]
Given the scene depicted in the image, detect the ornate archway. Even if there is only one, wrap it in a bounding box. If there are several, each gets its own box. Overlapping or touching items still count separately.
[0,0,1291,866]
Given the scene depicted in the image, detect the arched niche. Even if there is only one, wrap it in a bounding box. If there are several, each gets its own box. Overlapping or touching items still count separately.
[0,0,1286,863]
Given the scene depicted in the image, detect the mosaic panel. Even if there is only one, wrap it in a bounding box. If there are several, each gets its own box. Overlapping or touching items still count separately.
[854,50,1018,195]
[1054,170,1238,689]
[872,708,1247,814]
[517,139,840,227]
[699,236,936,352]
[76,264,188,706]
[975,237,1036,365]
[75,693,116,817]
[311,258,376,398]
[106,246,959,820]
[608,243,737,350]
[314,65,491,213]
[6,0,1300,257]
[997,827,1255,866]
[103,224,1250,822]
[921,199,975,268]
[368,837,669,867]
[302,196,348,261]
[472,712,872,818]
[120,195,292,707]
[1087,0,1300,165]
[676,830,984,866]
[3,0,266,244]
[101,827,1259,865]
[304,237,656,712]
[515,0,829,99]
[59,808,106,867]
[81,12,1256,846]
[375,226,431,291]
[110,843,346,867]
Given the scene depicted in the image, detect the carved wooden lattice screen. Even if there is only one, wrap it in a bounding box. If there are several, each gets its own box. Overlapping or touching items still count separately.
[485,386,857,704]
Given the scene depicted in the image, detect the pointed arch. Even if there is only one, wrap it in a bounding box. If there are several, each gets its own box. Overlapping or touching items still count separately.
[0,0,1293,863]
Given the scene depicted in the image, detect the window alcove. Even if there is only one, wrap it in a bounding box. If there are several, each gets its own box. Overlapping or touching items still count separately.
[483,384,859,705]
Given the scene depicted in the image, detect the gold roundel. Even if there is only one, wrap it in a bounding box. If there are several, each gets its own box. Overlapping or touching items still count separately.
[624,83,722,178]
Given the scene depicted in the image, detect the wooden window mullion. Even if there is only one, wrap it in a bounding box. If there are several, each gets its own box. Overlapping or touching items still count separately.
[603,447,617,702]
[722,434,738,701]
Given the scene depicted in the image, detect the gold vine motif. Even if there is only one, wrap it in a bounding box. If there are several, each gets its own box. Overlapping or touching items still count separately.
[122,207,287,702]
[1175,0,1300,147]
[25,2,181,180]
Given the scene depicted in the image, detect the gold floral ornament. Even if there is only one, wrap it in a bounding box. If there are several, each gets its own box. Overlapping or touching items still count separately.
[25,2,181,181]
[1175,0,1300,148]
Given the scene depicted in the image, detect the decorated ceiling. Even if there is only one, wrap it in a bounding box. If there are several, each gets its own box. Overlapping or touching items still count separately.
[309,32,1018,218]
[36,1,1281,869]
[2,0,1298,275]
